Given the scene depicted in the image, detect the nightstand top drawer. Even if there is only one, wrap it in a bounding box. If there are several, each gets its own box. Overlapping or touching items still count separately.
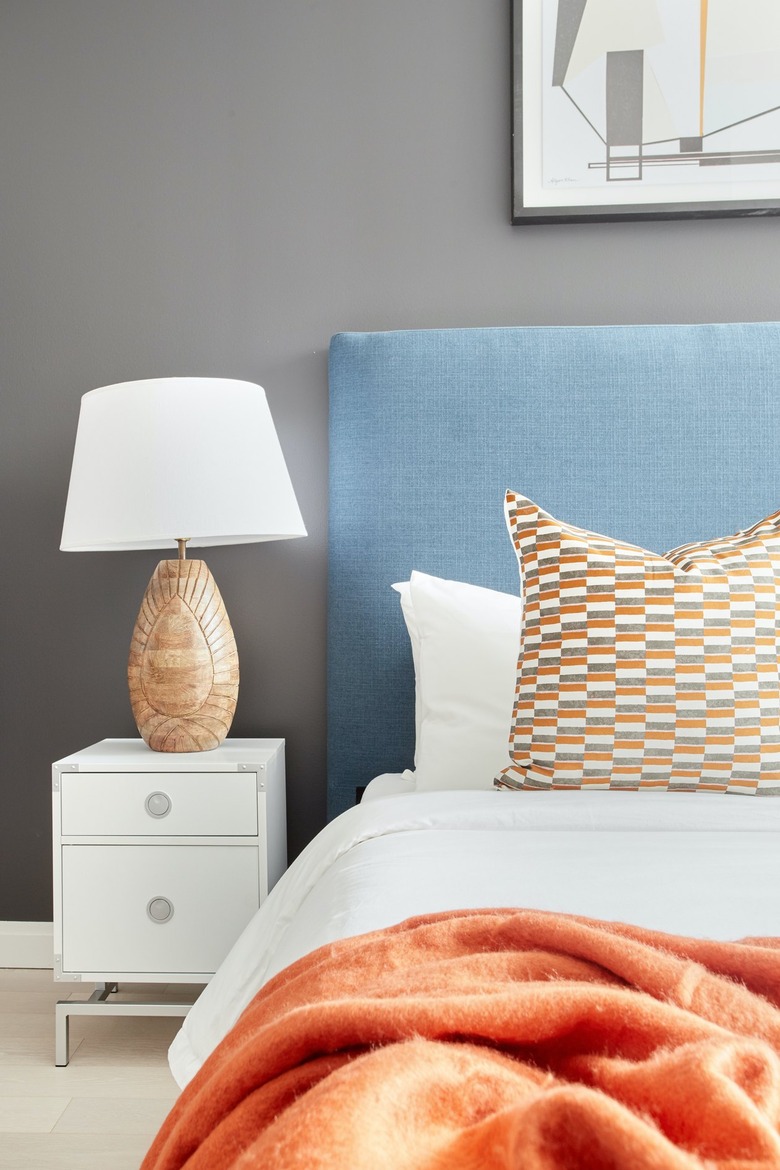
[60,771,259,836]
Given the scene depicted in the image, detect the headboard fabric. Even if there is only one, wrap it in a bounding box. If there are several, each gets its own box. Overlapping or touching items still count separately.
[327,323,780,818]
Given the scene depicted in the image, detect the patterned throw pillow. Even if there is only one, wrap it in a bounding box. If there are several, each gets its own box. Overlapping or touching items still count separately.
[495,492,780,795]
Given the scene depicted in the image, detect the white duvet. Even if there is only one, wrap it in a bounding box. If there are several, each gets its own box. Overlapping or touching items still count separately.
[168,787,780,1088]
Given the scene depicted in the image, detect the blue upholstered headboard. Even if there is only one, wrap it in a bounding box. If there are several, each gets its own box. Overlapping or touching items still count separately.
[327,324,780,818]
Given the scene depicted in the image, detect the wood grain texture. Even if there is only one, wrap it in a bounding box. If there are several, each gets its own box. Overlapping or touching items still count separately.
[128,560,239,752]
[0,969,184,1170]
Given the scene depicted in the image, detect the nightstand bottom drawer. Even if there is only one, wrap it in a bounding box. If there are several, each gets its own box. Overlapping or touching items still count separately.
[61,845,260,975]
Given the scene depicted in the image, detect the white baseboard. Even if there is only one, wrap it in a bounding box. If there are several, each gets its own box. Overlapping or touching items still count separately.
[0,922,54,969]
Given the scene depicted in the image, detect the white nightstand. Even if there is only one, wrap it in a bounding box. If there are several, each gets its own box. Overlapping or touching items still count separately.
[51,737,286,1065]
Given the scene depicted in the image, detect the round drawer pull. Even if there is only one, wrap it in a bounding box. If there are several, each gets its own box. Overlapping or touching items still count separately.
[147,896,174,923]
[144,791,171,818]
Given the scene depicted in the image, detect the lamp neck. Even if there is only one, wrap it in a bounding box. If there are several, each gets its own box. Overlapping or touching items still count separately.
[176,538,190,561]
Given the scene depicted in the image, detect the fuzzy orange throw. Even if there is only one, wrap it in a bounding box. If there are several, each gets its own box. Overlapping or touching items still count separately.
[142,909,780,1169]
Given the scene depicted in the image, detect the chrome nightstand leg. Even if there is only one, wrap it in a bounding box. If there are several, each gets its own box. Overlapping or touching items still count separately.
[55,984,190,1066]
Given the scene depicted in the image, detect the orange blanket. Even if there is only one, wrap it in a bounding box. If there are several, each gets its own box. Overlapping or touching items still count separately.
[142,910,780,1169]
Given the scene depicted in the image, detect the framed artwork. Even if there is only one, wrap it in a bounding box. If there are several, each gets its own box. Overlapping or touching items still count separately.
[512,0,780,224]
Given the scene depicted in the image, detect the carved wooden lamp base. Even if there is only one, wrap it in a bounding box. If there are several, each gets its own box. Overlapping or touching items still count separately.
[127,549,239,753]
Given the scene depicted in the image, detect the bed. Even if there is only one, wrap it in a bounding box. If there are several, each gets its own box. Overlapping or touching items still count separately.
[145,324,780,1169]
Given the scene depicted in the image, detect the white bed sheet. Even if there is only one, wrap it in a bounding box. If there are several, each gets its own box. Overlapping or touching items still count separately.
[168,788,780,1087]
[361,771,414,799]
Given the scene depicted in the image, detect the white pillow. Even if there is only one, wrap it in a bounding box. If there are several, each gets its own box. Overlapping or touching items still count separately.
[391,571,522,790]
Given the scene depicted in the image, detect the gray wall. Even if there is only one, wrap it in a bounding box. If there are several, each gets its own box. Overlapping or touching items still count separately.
[2,0,780,921]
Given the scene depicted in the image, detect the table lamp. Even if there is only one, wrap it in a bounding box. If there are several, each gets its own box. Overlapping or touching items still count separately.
[61,377,307,753]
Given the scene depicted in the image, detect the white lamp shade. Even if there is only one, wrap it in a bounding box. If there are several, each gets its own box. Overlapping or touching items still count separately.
[61,378,307,551]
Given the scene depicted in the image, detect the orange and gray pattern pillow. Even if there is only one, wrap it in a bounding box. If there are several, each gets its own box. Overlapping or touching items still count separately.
[495,492,780,795]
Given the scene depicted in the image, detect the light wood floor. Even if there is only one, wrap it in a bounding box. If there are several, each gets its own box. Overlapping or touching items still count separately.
[0,968,202,1169]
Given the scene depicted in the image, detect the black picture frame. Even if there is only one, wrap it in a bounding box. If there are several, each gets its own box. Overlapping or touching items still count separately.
[512,0,780,225]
